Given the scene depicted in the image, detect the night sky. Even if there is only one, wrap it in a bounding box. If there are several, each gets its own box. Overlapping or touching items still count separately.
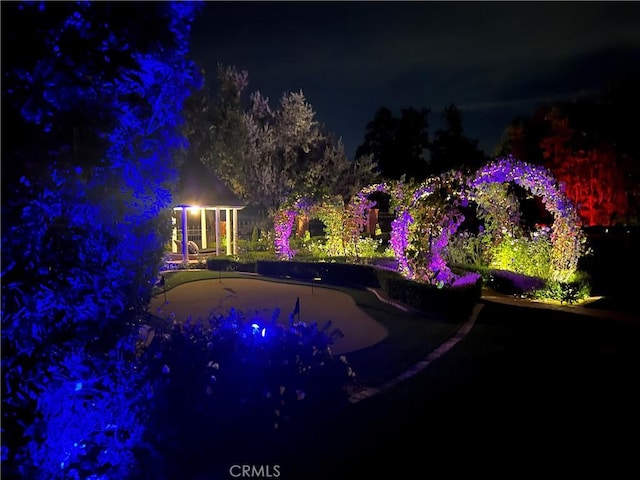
[190,1,640,160]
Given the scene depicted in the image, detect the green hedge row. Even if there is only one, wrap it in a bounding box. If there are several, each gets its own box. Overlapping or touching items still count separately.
[206,258,482,321]
[255,260,380,288]
[205,257,256,273]
[377,269,482,320]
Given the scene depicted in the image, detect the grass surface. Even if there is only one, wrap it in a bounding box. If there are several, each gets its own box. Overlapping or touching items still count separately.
[149,270,465,387]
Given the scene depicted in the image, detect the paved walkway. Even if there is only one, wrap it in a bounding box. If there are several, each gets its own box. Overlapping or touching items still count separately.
[480,287,639,322]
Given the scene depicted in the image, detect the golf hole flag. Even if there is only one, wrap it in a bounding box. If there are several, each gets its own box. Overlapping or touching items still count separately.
[293,297,300,319]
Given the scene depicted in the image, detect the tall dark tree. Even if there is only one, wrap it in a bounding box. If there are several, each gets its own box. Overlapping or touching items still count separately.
[206,64,251,197]
[494,111,548,165]
[599,72,640,224]
[180,66,217,166]
[428,104,487,175]
[187,69,379,223]
[356,106,430,181]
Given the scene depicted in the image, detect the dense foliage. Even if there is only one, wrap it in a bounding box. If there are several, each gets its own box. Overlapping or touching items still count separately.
[188,65,379,225]
[274,193,380,260]
[1,2,201,476]
[142,309,357,477]
[2,6,362,478]
[356,106,431,181]
[273,156,588,289]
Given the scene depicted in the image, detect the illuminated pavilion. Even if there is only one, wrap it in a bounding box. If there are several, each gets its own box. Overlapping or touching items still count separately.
[172,158,245,262]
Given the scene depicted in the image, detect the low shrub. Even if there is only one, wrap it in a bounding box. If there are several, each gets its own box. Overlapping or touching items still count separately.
[488,229,554,280]
[477,267,592,304]
[141,308,357,476]
[255,260,380,287]
[484,269,547,296]
[529,271,592,304]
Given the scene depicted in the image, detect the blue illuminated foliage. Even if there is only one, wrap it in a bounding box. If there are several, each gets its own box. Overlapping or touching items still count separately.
[140,308,355,477]
[1,1,202,477]
[2,3,356,477]
[2,2,358,477]
[22,337,153,479]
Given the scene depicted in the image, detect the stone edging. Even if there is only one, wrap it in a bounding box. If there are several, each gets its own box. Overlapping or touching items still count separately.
[348,303,484,403]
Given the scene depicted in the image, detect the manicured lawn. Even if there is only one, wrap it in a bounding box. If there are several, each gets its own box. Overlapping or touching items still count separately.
[153,268,222,293]
[149,270,466,387]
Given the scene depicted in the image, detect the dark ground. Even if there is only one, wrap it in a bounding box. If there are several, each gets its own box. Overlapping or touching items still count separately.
[183,295,639,479]
[279,300,640,478]
[175,231,640,479]
[580,229,640,317]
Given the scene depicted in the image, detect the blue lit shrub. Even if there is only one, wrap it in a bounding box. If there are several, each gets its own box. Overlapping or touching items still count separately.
[140,308,357,475]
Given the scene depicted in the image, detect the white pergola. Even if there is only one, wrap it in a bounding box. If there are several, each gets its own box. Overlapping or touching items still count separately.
[172,159,245,263]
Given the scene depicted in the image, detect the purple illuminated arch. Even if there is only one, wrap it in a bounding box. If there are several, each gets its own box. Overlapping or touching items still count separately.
[398,172,467,284]
[352,183,409,269]
[274,196,315,260]
[468,155,585,281]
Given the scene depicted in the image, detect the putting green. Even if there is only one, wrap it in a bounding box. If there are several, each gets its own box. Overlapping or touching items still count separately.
[148,277,388,355]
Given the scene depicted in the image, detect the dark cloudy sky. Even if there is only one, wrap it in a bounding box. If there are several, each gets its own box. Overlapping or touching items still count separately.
[189,1,640,159]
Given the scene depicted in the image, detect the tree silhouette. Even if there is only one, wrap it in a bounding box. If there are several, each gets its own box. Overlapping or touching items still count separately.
[494,111,547,165]
[428,104,487,175]
[356,106,430,181]
[206,64,251,197]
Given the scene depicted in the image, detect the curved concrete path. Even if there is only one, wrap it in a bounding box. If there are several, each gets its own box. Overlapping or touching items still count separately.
[148,277,389,355]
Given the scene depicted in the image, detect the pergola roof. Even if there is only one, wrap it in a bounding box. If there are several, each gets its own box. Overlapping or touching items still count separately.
[174,158,245,209]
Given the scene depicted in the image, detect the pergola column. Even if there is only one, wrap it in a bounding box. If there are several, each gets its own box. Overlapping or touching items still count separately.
[181,207,188,263]
[215,208,221,256]
[225,208,232,255]
[233,208,238,255]
[171,215,178,253]
[200,208,207,249]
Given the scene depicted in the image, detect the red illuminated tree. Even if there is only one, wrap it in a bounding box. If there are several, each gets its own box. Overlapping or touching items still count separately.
[547,147,627,226]
[540,108,627,226]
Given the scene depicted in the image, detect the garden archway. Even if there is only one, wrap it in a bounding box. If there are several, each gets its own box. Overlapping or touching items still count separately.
[467,155,585,281]
[370,172,467,285]
[274,157,584,284]
[274,196,344,260]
